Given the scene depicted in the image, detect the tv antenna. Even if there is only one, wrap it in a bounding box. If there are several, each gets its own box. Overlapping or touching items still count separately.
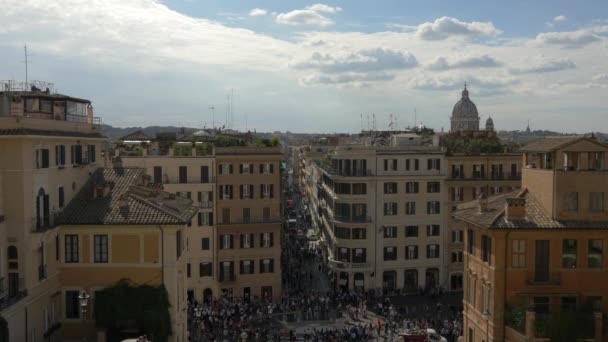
[22,44,30,85]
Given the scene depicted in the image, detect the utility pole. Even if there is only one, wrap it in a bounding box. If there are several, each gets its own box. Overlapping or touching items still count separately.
[24,44,29,85]
[209,106,215,130]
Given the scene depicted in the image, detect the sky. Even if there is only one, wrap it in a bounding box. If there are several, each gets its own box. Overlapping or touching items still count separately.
[0,0,607,133]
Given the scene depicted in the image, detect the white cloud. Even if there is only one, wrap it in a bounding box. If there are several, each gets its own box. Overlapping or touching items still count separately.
[535,30,601,48]
[249,8,268,17]
[554,15,567,22]
[276,10,334,26]
[593,73,608,82]
[416,16,501,40]
[426,55,502,70]
[385,23,417,32]
[510,58,575,74]
[305,4,342,14]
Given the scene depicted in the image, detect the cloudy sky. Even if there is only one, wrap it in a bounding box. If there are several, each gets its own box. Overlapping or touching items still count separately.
[1,0,607,133]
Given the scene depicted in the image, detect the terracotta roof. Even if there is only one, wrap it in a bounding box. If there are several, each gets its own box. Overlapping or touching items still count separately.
[118,130,153,141]
[58,167,197,225]
[519,136,606,152]
[454,189,608,230]
[0,128,105,138]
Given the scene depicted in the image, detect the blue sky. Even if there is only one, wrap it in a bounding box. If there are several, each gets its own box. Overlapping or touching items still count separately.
[0,0,607,133]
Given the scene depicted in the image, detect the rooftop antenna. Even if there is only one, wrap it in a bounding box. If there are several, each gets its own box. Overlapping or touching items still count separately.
[23,44,30,86]
[209,106,215,130]
[360,113,363,133]
[414,108,417,129]
[225,94,230,128]
[231,88,235,130]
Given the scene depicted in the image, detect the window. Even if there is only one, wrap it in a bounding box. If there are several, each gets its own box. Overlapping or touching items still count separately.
[451,187,464,201]
[451,251,463,263]
[240,233,254,249]
[199,212,213,226]
[405,201,416,215]
[427,182,440,193]
[220,234,233,249]
[263,207,270,223]
[405,246,418,260]
[36,148,50,169]
[384,182,398,194]
[512,240,526,268]
[405,182,419,193]
[335,183,351,195]
[240,260,254,274]
[384,159,397,171]
[87,145,96,163]
[561,297,577,311]
[588,152,605,170]
[335,227,350,239]
[481,235,491,263]
[40,99,52,113]
[426,225,440,237]
[153,166,163,184]
[58,187,65,208]
[473,164,485,178]
[352,204,366,221]
[405,226,419,237]
[261,232,274,248]
[260,163,274,174]
[452,230,463,243]
[427,244,440,258]
[482,285,490,314]
[533,297,549,313]
[261,184,274,199]
[65,291,80,319]
[187,263,191,278]
[222,208,230,224]
[562,192,578,211]
[240,163,253,174]
[93,235,108,263]
[452,164,464,179]
[219,163,232,175]
[260,259,274,273]
[384,202,398,216]
[590,192,605,212]
[588,239,603,268]
[200,165,209,183]
[25,98,40,112]
[588,296,602,312]
[469,277,476,306]
[562,239,577,268]
[384,247,397,261]
[337,247,350,262]
[179,166,188,184]
[352,183,367,195]
[200,262,212,277]
[220,185,233,200]
[383,226,397,238]
[427,158,440,170]
[427,201,440,214]
[201,238,210,250]
[71,144,83,164]
[65,235,79,263]
[352,228,366,240]
[55,145,66,166]
[176,231,182,258]
[405,159,419,171]
[240,184,254,199]
[467,229,475,255]
[352,248,366,263]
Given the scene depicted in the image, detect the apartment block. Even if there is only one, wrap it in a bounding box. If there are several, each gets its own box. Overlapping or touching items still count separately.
[300,143,448,293]
[455,136,608,342]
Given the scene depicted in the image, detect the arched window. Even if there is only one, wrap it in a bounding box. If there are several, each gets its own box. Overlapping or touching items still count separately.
[36,188,50,230]
[7,246,17,259]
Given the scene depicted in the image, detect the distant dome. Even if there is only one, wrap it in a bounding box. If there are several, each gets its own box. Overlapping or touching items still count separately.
[452,87,479,118]
[486,116,494,131]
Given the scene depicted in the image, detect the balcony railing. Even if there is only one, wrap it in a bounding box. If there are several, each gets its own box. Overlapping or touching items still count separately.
[332,215,372,224]
[327,257,370,270]
[198,202,213,209]
[220,218,281,225]
[66,113,102,127]
[526,271,561,286]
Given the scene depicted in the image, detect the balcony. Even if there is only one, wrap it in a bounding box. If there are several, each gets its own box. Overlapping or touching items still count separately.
[526,271,561,286]
[317,163,373,177]
[220,217,281,225]
[327,257,370,270]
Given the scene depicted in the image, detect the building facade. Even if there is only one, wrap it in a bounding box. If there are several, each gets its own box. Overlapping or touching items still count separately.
[445,154,521,291]
[300,144,449,293]
[455,136,608,342]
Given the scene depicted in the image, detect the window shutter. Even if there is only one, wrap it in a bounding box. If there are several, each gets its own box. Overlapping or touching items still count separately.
[249,163,253,173]
[208,191,213,202]
[55,146,59,165]
[260,184,264,198]
[197,192,202,202]
[427,202,431,214]
[384,159,388,170]
[250,233,254,247]
[427,245,430,258]
[250,185,254,199]
[383,183,387,193]
[427,159,432,170]
[229,235,234,249]
[270,164,274,173]
[415,159,419,170]
[240,235,244,248]
[239,185,243,199]
[239,164,243,174]
[260,233,264,247]
[229,164,233,174]
[259,164,263,173]
[436,159,441,170]
[219,236,224,250]
[270,259,274,272]
[270,233,274,247]
[481,165,485,177]
[229,185,233,199]
[209,212,213,226]
[198,212,202,226]
[406,159,410,171]
[415,247,418,259]
[270,184,274,198]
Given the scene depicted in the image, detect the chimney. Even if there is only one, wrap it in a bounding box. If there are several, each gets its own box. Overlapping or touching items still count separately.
[87,104,94,124]
[505,198,526,221]
[477,192,488,213]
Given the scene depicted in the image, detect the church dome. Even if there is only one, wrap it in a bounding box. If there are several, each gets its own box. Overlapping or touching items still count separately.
[451,85,479,119]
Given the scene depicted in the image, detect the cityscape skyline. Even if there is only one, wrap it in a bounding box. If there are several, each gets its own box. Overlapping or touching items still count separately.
[1,0,607,133]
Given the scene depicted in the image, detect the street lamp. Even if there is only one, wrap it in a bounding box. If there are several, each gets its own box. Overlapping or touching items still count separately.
[79,290,90,341]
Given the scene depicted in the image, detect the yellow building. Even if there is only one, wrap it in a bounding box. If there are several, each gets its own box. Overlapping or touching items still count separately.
[57,166,196,341]
[455,136,608,342]
[0,82,105,342]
